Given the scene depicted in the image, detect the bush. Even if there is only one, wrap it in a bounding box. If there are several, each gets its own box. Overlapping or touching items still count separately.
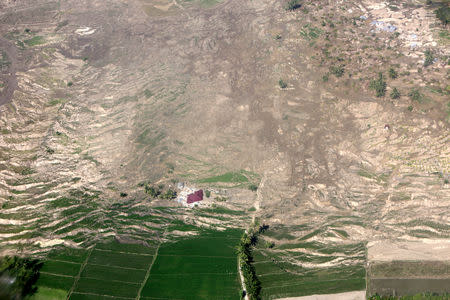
[330,65,345,77]
[205,190,211,198]
[286,0,301,11]
[248,184,258,192]
[370,72,387,97]
[278,79,287,89]
[67,81,73,87]
[160,188,177,200]
[390,88,400,99]
[120,192,128,197]
[408,88,424,102]
[424,50,434,67]
[388,67,398,79]
[322,74,329,82]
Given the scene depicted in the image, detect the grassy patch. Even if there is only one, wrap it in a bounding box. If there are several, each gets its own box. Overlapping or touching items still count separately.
[197,171,249,184]
[24,36,45,46]
[87,249,152,269]
[74,277,140,298]
[29,287,67,300]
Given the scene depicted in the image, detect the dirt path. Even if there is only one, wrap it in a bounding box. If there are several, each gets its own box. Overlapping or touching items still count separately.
[0,37,19,106]
[276,291,366,300]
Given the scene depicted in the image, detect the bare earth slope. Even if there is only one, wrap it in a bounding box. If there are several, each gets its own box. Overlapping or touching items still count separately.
[0,0,449,282]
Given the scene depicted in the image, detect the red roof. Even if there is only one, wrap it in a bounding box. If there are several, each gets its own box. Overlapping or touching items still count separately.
[187,190,203,204]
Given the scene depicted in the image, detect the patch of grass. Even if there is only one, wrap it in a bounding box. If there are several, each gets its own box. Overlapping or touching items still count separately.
[408,88,425,103]
[24,36,45,46]
[47,98,67,106]
[424,50,434,67]
[198,171,249,183]
[74,277,140,298]
[388,68,398,79]
[40,260,80,277]
[29,287,67,300]
[87,249,152,269]
[300,24,323,40]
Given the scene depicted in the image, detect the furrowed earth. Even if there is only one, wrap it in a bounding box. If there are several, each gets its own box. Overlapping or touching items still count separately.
[0,0,449,299]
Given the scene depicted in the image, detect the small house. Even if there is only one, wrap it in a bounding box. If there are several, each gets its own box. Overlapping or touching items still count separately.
[187,190,203,205]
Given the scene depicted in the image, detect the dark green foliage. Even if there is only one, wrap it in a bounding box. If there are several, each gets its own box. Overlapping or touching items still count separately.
[330,65,345,77]
[286,0,301,11]
[119,192,128,197]
[435,6,450,25]
[67,81,73,87]
[424,50,434,67]
[370,72,387,97]
[408,105,413,112]
[408,88,424,102]
[145,185,160,198]
[279,79,288,89]
[0,256,42,299]
[388,67,398,79]
[144,89,153,98]
[249,184,258,192]
[322,74,329,82]
[205,190,211,198]
[390,87,400,99]
[237,223,262,300]
[160,188,177,200]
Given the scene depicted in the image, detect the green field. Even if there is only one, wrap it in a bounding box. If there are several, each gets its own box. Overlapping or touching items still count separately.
[33,229,242,299]
[140,229,242,300]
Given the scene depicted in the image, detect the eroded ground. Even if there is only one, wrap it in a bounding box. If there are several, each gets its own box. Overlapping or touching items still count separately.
[0,0,449,297]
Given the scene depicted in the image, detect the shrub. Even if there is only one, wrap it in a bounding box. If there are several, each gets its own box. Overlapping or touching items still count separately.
[322,74,329,82]
[249,184,258,192]
[408,105,413,112]
[67,81,73,87]
[205,190,211,198]
[408,88,424,102]
[390,87,400,99]
[388,67,398,79]
[424,50,434,67]
[161,189,177,200]
[120,192,128,197]
[370,72,387,97]
[278,79,287,89]
[330,65,345,77]
[286,0,301,11]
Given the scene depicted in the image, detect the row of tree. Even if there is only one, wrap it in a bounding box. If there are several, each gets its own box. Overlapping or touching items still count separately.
[237,222,269,300]
[0,256,42,299]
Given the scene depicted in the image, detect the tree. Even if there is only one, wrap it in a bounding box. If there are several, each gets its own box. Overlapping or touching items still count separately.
[370,72,387,97]
[286,0,301,11]
[0,256,42,299]
[390,87,400,99]
[436,6,450,25]
[278,79,287,89]
[388,67,398,79]
[248,184,258,192]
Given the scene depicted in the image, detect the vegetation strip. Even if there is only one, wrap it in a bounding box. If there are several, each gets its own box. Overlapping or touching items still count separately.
[66,247,94,299]
[71,291,134,299]
[94,248,154,256]
[237,221,265,300]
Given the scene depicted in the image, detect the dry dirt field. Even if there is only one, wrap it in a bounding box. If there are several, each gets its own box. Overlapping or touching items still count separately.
[0,0,449,298]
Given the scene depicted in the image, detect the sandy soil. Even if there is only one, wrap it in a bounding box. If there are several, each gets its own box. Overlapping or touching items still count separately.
[368,240,450,262]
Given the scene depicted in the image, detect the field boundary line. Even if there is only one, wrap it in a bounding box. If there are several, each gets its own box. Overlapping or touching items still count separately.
[71,291,134,299]
[157,254,235,258]
[66,246,94,300]
[80,276,142,285]
[94,248,155,256]
[143,272,237,276]
[46,259,82,265]
[86,262,147,271]
[136,224,170,300]
[40,271,75,278]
